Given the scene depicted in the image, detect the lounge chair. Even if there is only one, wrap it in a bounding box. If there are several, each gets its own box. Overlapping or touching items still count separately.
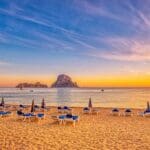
[111,108,120,116]
[63,106,71,113]
[57,106,63,113]
[124,109,132,116]
[57,106,71,113]
[83,107,90,114]
[23,113,36,121]
[143,110,150,117]
[34,105,40,110]
[37,113,45,120]
[0,111,12,117]
[17,110,25,120]
[51,115,65,124]
[19,104,27,109]
[64,114,79,126]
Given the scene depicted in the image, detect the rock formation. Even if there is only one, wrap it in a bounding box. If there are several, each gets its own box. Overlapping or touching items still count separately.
[51,74,78,88]
[16,82,48,88]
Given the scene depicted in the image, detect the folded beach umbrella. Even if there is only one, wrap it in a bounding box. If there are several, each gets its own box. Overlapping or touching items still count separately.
[31,100,35,113]
[1,97,5,107]
[147,101,150,111]
[88,98,92,108]
[41,98,46,109]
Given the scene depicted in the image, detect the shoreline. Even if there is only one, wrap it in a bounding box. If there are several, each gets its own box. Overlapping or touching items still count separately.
[3,103,146,110]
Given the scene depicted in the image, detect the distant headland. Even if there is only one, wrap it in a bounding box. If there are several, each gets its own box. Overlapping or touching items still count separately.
[16,82,48,88]
[16,74,78,88]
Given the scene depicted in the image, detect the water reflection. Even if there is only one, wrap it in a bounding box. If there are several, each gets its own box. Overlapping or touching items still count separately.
[56,88,71,106]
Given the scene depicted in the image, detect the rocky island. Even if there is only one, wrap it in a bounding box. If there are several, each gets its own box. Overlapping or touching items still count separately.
[16,82,48,88]
[51,74,78,88]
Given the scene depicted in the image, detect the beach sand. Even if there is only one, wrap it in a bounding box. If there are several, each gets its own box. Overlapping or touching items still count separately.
[0,107,149,150]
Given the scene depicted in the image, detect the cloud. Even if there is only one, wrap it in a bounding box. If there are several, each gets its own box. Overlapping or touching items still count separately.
[74,0,122,21]
[73,0,150,61]
[1,0,150,62]
[75,0,150,31]
[87,37,150,61]
[0,3,97,52]
[0,61,11,66]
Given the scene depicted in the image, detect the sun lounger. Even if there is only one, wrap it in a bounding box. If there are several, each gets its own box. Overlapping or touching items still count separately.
[142,110,150,117]
[34,105,40,110]
[143,112,150,117]
[0,111,12,117]
[63,106,72,113]
[16,110,25,120]
[37,113,45,120]
[19,104,27,109]
[124,109,132,116]
[57,106,71,113]
[138,110,150,117]
[23,113,36,121]
[51,114,79,125]
[111,108,120,116]
[51,115,65,124]
[83,107,91,114]
[57,106,64,113]
[64,115,79,126]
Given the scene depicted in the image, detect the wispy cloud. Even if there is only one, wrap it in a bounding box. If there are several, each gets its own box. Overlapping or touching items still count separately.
[1,0,150,62]
[74,0,123,21]
[0,61,11,66]
[0,3,97,52]
[75,0,150,31]
[73,0,150,61]
[87,37,150,61]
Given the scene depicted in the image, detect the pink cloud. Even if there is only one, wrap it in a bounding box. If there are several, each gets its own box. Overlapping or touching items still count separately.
[87,38,150,61]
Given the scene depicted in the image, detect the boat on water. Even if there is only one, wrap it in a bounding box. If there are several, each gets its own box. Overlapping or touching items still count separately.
[101,89,104,92]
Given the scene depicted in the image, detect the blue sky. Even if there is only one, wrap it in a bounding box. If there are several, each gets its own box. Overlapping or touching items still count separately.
[0,0,150,86]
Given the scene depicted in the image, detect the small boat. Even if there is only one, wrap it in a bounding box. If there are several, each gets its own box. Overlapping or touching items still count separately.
[101,89,104,92]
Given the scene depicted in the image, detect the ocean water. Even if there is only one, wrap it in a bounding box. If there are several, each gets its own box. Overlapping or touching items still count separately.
[0,87,149,108]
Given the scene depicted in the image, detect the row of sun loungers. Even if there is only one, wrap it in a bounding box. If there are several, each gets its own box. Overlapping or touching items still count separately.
[111,108,150,117]
[83,107,100,114]
[51,114,79,126]
[57,106,72,113]
[0,105,149,127]
[111,108,133,116]
[17,111,45,121]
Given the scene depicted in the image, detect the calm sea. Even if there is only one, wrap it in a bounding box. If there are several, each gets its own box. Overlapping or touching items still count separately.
[0,88,149,108]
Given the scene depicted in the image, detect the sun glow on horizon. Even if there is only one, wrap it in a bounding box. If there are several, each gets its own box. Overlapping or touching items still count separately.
[0,74,150,88]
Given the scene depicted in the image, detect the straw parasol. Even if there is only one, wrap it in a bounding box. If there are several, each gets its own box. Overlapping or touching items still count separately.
[41,98,46,109]
[1,97,5,107]
[88,97,92,108]
[31,100,35,113]
[147,101,150,111]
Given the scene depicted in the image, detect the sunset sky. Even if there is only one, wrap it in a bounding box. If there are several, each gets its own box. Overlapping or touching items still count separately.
[0,0,150,87]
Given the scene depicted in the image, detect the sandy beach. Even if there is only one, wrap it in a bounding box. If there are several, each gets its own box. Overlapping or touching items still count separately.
[0,107,149,150]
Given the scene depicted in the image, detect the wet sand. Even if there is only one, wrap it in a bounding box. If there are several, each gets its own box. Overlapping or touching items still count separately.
[0,107,149,150]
